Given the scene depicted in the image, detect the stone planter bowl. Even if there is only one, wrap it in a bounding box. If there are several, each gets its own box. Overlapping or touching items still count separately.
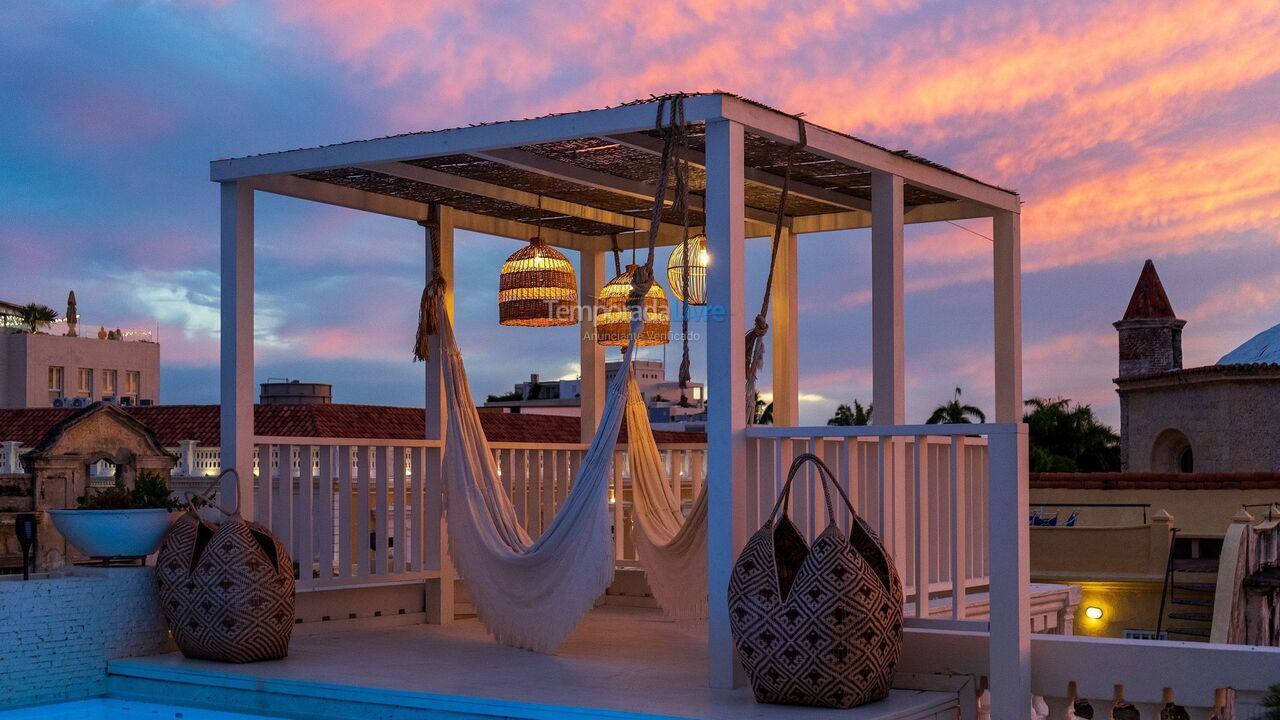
[47,508,174,559]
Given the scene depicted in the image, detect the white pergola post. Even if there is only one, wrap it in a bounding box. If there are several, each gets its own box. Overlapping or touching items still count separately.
[870,172,907,568]
[579,249,607,442]
[219,181,255,518]
[993,211,1023,423]
[704,117,747,689]
[769,226,799,426]
[424,204,456,624]
[989,209,1030,713]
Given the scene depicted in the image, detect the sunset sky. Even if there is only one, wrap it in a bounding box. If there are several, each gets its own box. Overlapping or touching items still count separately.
[3,1,1278,426]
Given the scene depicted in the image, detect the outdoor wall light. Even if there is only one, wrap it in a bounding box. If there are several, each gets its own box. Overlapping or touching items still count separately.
[1084,605,1104,620]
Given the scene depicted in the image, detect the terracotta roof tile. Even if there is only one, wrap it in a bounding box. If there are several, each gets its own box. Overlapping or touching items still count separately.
[1121,259,1177,320]
[0,404,705,448]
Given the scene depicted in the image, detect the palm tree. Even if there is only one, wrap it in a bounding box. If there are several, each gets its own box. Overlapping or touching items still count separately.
[926,387,986,424]
[828,400,872,426]
[753,393,774,425]
[1023,396,1119,472]
[17,303,58,333]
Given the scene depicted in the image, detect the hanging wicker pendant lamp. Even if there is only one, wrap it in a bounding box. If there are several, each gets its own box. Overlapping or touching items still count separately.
[595,264,670,346]
[498,237,578,326]
[666,233,709,305]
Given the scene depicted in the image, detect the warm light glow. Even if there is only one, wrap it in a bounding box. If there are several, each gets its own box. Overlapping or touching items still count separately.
[666,234,709,306]
[596,264,670,347]
[498,237,578,327]
[1084,606,1104,620]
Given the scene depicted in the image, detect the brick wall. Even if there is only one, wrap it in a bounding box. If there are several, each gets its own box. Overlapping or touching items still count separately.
[1115,318,1184,379]
[0,567,172,708]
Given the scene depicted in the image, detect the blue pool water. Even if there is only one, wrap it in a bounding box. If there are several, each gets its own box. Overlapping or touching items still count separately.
[0,699,288,720]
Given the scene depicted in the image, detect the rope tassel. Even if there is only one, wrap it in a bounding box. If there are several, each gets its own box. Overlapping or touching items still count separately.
[413,207,445,363]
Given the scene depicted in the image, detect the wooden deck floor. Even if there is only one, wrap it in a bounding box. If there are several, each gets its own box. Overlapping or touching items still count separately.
[109,607,957,720]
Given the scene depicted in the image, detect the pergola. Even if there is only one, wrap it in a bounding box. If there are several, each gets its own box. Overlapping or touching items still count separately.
[211,92,1027,710]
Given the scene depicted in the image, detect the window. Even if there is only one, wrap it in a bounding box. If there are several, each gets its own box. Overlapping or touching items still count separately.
[76,368,93,398]
[124,371,140,399]
[47,366,64,404]
[1151,428,1193,473]
[102,369,117,397]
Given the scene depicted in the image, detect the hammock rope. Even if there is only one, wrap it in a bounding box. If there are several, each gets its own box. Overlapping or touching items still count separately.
[627,108,806,620]
[406,95,696,652]
[744,116,806,423]
[412,205,445,363]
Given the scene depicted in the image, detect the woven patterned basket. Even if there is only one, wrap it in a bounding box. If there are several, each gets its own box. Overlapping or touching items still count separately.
[156,509,295,663]
[728,453,903,709]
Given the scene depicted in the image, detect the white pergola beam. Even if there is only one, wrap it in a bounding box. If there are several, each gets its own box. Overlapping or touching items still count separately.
[360,161,686,242]
[250,173,597,250]
[475,147,780,230]
[790,199,992,234]
[720,95,1020,214]
[605,132,872,213]
[215,94,1015,217]
[250,174,427,222]
[211,95,730,181]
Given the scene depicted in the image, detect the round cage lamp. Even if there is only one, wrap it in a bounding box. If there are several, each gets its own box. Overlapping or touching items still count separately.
[498,237,578,326]
[666,233,709,305]
[595,264,670,347]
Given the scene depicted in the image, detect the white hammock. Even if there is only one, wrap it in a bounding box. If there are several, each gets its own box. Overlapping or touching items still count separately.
[624,374,708,621]
[437,291,635,653]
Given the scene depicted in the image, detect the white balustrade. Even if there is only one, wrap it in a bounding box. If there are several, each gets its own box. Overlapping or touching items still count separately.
[745,426,993,620]
[746,422,1029,709]
[239,438,707,591]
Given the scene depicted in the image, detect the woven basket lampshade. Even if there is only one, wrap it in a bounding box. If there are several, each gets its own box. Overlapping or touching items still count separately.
[498,237,578,326]
[666,234,709,306]
[595,264,670,347]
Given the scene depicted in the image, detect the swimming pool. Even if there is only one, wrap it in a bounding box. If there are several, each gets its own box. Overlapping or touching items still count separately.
[0,698,290,720]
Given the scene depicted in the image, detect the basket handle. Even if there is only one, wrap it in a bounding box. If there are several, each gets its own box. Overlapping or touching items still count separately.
[764,452,857,529]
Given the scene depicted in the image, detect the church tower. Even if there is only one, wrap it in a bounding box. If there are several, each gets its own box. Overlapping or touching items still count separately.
[1114,259,1185,379]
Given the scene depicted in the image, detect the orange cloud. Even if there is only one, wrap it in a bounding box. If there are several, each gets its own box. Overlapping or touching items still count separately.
[261,0,1280,287]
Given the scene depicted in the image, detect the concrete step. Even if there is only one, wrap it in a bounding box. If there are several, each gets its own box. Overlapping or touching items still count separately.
[1171,558,1220,573]
[1167,625,1211,638]
[1167,611,1213,622]
[1170,597,1214,608]
[1173,582,1216,593]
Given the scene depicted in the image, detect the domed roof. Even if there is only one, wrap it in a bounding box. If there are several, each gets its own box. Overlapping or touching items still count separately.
[1219,323,1280,365]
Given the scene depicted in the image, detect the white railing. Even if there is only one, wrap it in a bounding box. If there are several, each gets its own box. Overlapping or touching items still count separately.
[900,628,1280,719]
[747,423,1030,713]
[489,441,705,564]
[232,438,707,592]
[745,426,993,619]
[249,438,447,591]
